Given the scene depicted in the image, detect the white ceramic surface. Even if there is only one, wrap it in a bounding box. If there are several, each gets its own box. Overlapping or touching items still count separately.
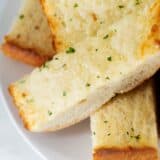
[0,1,92,160]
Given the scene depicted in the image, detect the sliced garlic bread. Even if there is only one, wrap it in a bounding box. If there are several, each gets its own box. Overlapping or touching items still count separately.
[9,0,160,132]
[91,81,158,160]
[41,0,160,52]
[1,0,55,66]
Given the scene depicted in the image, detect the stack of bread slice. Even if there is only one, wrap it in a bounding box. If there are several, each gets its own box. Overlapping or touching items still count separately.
[1,0,160,159]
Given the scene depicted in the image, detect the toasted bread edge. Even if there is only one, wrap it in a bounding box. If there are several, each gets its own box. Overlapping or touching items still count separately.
[1,42,52,67]
[93,148,158,160]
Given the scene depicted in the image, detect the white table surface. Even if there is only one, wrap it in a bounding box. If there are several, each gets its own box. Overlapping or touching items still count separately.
[0,104,41,160]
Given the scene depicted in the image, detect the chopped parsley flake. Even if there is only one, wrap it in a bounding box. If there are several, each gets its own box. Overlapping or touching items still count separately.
[19,14,24,19]
[96,75,100,78]
[127,128,141,141]
[55,57,59,60]
[135,134,141,140]
[63,91,67,96]
[107,56,112,61]
[103,34,109,39]
[74,3,78,8]
[118,5,125,8]
[107,133,111,136]
[104,120,108,123]
[135,0,141,5]
[95,49,98,52]
[105,76,110,80]
[130,134,141,140]
[100,21,104,24]
[86,83,91,87]
[48,110,53,116]
[93,132,96,135]
[66,47,76,54]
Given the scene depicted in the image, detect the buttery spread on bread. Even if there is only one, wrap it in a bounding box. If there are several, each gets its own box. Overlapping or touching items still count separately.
[91,82,158,160]
[9,0,160,131]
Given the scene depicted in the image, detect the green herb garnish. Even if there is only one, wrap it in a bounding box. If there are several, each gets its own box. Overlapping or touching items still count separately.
[118,5,125,9]
[93,132,96,135]
[48,110,53,116]
[100,21,104,24]
[107,56,112,61]
[19,14,24,19]
[63,91,67,96]
[66,47,76,54]
[105,76,110,80]
[103,34,109,39]
[135,0,141,5]
[86,83,91,87]
[135,134,141,140]
[74,3,78,8]
[104,120,108,123]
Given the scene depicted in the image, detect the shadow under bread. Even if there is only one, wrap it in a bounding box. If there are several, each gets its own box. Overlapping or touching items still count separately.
[154,70,160,137]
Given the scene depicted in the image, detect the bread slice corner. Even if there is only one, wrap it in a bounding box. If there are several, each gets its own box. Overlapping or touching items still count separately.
[1,0,55,66]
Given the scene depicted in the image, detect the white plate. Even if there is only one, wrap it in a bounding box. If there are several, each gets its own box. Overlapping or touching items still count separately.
[0,1,92,160]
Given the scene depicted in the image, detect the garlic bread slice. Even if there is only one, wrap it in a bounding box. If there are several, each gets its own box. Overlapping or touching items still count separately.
[9,0,160,131]
[1,0,55,66]
[91,81,158,160]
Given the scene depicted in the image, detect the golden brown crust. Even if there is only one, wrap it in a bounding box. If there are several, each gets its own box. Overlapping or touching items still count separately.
[1,42,52,67]
[39,0,64,52]
[93,147,158,160]
[8,85,31,130]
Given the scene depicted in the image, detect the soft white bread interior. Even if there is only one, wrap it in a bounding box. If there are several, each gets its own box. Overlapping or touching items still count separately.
[1,0,55,66]
[9,0,160,132]
[91,81,158,160]
[41,0,160,52]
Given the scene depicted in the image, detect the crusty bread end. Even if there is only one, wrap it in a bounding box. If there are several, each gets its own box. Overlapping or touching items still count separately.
[1,42,52,67]
[93,148,158,160]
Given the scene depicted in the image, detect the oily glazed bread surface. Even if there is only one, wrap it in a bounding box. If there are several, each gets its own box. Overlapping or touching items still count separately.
[91,81,158,160]
[9,0,160,132]
[1,0,55,66]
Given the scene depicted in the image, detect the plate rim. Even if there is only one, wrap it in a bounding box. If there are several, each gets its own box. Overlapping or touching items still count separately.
[0,85,47,160]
